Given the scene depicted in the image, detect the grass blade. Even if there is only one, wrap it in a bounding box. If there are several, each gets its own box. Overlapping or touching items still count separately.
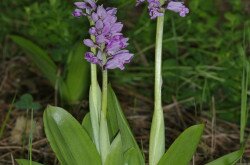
[0,95,16,139]
[239,46,249,145]
[205,149,244,165]
[16,159,43,165]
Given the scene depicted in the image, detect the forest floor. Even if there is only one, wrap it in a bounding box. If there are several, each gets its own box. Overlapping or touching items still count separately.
[0,55,250,165]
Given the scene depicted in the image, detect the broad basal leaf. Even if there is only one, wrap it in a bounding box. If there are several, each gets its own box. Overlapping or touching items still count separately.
[82,112,93,139]
[158,124,204,165]
[43,105,101,165]
[105,133,123,165]
[124,148,143,165]
[107,85,144,165]
[107,86,119,139]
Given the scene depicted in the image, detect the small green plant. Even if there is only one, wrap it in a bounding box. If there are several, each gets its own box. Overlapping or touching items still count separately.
[15,94,41,110]
[14,93,38,165]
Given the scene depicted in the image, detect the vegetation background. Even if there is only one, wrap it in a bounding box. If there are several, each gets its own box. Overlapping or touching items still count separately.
[0,0,250,164]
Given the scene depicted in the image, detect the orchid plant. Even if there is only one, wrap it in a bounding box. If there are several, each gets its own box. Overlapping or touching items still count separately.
[137,0,244,165]
[16,0,245,165]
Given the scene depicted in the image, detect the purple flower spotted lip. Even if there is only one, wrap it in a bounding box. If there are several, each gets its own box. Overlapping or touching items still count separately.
[136,0,189,19]
[73,0,134,70]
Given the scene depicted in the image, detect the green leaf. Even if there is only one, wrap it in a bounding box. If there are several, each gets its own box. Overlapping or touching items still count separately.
[107,85,144,165]
[43,105,101,165]
[63,44,90,103]
[107,88,119,139]
[158,124,204,165]
[15,94,41,110]
[105,133,123,165]
[124,148,143,165]
[205,149,244,165]
[10,35,57,85]
[82,112,93,139]
[16,159,43,165]
[240,46,249,144]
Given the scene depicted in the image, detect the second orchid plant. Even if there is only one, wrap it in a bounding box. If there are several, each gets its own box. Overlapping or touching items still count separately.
[17,0,245,165]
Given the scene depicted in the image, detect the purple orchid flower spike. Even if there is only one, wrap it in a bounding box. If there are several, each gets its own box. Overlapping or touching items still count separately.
[72,0,97,17]
[148,0,164,19]
[136,0,164,19]
[136,0,189,19]
[166,1,189,17]
[73,1,134,70]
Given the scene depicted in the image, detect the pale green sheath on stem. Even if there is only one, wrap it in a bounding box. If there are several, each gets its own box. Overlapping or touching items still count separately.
[99,54,110,163]
[149,1,165,165]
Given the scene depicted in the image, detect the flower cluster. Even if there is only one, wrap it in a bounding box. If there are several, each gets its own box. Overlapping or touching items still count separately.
[136,0,189,19]
[136,0,163,19]
[72,0,97,17]
[148,0,164,19]
[73,0,133,70]
[166,1,189,17]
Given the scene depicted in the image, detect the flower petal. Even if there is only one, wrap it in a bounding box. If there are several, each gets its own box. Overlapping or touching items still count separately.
[83,39,95,47]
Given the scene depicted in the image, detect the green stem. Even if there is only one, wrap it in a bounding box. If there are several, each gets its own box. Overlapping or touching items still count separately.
[149,9,165,165]
[100,52,110,163]
[102,69,108,117]
[99,68,110,163]
[100,53,110,164]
